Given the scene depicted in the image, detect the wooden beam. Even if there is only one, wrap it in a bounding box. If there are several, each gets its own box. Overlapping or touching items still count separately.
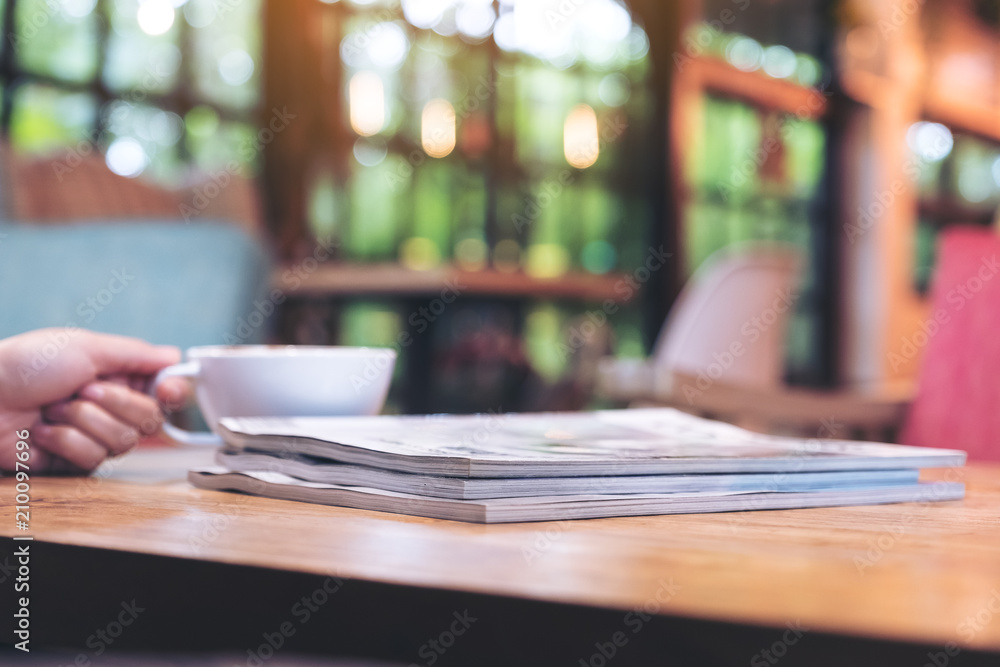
[273,264,632,302]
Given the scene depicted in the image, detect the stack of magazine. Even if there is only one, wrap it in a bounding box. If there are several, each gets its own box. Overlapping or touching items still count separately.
[189,408,967,523]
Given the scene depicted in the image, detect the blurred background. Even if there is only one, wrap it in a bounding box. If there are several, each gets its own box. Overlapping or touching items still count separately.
[0,0,997,424]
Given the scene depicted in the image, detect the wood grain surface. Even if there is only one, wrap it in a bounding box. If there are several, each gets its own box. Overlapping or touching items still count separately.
[2,448,998,652]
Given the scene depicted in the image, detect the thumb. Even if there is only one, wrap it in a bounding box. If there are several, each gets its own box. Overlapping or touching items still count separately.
[85,333,181,377]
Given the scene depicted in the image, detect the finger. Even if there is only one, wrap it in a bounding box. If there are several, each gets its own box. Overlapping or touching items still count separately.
[127,374,147,392]
[44,400,140,456]
[155,377,192,412]
[83,332,180,377]
[32,423,108,472]
[79,382,164,437]
[46,456,89,476]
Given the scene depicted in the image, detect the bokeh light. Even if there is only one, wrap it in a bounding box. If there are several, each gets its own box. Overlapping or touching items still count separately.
[369,23,410,69]
[456,0,495,40]
[400,236,442,270]
[349,71,386,136]
[61,0,98,19]
[137,0,176,36]
[598,73,630,107]
[726,36,764,72]
[564,104,599,169]
[907,122,954,162]
[105,137,149,177]
[218,49,255,86]
[421,98,457,158]
[763,45,796,79]
[353,136,388,166]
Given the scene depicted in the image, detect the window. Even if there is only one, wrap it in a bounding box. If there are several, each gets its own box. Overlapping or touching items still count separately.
[909,122,1000,292]
[675,2,831,385]
[309,0,654,277]
[288,0,659,411]
[1,0,263,183]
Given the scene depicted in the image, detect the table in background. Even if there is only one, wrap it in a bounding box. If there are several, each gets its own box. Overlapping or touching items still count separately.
[2,448,999,666]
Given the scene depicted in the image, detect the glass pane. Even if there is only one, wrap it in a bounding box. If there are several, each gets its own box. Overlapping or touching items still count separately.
[611,304,645,359]
[949,136,1000,209]
[338,300,405,412]
[908,125,1000,292]
[525,302,569,383]
[345,155,409,260]
[407,160,454,268]
[101,100,185,184]
[684,92,825,383]
[9,85,97,155]
[104,0,182,93]
[188,0,262,111]
[514,64,570,165]
[307,168,344,243]
[914,218,938,295]
[15,0,100,82]
[701,0,826,60]
[185,106,258,175]
[340,301,402,348]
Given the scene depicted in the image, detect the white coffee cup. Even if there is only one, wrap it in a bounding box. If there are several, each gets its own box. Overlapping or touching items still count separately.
[150,345,397,446]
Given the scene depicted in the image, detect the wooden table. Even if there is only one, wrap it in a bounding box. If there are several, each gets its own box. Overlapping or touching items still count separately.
[2,449,999,666]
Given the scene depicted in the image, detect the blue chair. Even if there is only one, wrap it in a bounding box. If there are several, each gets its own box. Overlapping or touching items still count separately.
[0,220,272,348]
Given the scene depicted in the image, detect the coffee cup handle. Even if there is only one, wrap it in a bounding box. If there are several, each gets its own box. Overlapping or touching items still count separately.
[150,361,224,447]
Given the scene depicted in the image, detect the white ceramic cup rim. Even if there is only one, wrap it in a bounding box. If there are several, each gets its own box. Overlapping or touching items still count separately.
[186,345,397,359]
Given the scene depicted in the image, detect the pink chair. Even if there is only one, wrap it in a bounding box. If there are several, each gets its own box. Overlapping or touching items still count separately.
[600,226,1000,460]
[901,226,1000,461]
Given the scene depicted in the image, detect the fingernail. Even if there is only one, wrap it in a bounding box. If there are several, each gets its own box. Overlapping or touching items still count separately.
[81,384,105,401]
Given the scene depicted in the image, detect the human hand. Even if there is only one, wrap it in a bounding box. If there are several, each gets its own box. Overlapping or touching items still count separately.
[0,328,190,473]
